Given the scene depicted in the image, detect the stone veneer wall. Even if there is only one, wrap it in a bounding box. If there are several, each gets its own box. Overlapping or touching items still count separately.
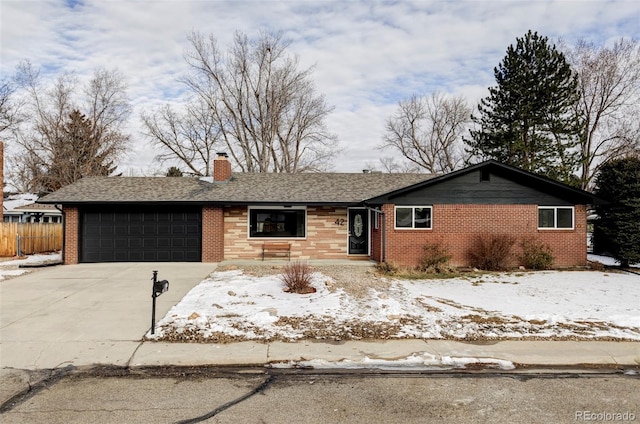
[223,206,350,260]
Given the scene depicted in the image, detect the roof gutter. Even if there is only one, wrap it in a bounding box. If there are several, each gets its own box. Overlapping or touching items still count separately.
[36,200,368,208]
[54,204,65,264]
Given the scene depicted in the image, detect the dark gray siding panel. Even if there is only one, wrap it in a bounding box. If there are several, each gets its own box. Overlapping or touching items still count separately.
[389,170,573,205]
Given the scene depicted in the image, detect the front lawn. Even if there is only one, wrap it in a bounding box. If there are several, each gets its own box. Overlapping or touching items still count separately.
[147,266,640,343]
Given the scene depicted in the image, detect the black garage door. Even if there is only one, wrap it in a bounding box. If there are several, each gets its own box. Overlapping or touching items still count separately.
[81,207,201,262]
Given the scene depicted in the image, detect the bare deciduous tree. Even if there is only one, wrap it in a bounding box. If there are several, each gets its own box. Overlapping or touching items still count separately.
[562,38,640,189]
[141,98,221,176]
[363,157,422,173]
[382,92,471,174]
[12,61,130,192]
[182,30,337,173]
[0,77,23,135]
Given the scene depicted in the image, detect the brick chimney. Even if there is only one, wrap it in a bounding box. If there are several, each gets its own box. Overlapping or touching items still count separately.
[213,152,231,181]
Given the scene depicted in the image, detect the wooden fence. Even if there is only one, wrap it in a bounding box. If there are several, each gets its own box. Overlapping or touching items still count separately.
[0,223,63,257]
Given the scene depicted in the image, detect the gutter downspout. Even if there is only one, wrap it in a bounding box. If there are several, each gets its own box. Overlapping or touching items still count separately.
[54,205,65,263]
[363,205,385,263]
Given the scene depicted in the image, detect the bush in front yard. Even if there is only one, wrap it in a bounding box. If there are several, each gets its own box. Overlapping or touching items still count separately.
[280,261,316,294]
[468,234,515,271]
[374,261,399,275]
[419,242,452,273]
[519,239,554,270]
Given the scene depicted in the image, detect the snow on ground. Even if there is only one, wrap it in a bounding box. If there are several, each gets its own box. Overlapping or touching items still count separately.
[149,267,640,343]
[588,253,640,268]
[2,193,38,211]
[0,253,62,281]
[270,354,517,371]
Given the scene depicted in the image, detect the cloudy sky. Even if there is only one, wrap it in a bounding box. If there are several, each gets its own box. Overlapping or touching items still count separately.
[2,0,639,174]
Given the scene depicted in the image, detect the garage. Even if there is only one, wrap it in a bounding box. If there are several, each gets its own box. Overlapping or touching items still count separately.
[81,206,202,262]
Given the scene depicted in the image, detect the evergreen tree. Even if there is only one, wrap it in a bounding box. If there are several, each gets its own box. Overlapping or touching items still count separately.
[166,166,183,177]
[593,156,640,267]
[466,30,582,183]
[40,110,118,191]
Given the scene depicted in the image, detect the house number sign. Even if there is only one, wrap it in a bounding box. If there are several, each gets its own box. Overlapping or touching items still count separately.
[353,214,363,237]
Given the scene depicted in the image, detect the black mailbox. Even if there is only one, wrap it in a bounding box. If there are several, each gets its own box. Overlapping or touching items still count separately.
[154,279,169,296]
[150,271,170,335]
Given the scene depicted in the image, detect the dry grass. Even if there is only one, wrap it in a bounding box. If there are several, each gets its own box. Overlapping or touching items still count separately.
[222,263,390,298]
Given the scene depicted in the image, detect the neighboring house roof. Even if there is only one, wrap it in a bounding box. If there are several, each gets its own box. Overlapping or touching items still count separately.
[37,173,432,206]
[11,203,62,214]
[3,193,39,212]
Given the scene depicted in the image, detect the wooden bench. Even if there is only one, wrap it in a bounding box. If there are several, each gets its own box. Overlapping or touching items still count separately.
[262,243,291,261]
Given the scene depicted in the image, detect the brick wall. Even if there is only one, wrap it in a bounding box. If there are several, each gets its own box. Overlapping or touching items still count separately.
[223,206,349,260]
[202,206,224,262]
[538,205,587,267]
[213,156,231,181]
[371,211,382,262]
[380,203,587,268]
[62,206,79,264]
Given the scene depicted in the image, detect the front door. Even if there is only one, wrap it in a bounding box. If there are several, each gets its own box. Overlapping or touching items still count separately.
[348,209,369,255]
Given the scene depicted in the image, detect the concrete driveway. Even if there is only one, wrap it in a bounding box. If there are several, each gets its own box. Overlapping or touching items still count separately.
[0,262,216,370]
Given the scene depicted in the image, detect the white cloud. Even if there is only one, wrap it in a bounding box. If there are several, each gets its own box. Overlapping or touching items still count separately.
[2,0,639,173]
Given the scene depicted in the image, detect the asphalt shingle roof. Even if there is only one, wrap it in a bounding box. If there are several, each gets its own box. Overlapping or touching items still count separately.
[37,173,433,205]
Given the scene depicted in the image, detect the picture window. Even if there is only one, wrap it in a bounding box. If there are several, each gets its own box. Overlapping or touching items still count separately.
[249,207,306,238]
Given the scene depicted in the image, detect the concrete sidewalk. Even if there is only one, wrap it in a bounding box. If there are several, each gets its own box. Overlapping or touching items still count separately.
[3,338,638,407]
[130,339,640,369]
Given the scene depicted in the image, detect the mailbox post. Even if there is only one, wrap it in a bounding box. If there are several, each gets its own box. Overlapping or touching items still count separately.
[150,270,169,335]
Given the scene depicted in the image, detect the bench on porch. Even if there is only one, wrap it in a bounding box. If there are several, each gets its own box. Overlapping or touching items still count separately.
[262,243,291,261]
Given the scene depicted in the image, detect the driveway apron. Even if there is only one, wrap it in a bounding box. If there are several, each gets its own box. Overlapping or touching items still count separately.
[0,263,215,370]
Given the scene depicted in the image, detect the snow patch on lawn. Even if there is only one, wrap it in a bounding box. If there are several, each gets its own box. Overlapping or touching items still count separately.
[588,254,639,268]
[0,253,61,281]
[148,268,640,343]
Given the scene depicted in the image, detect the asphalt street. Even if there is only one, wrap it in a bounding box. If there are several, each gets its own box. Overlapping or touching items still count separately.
[1,367,639,424]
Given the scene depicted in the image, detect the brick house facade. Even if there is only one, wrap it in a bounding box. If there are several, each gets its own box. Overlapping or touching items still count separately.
[39,158,600,268]
[372,204,587,267]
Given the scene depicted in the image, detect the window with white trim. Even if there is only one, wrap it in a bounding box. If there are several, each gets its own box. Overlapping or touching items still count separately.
[395,206,432,229]
[538,206,574,229]
[249,206,306,238]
